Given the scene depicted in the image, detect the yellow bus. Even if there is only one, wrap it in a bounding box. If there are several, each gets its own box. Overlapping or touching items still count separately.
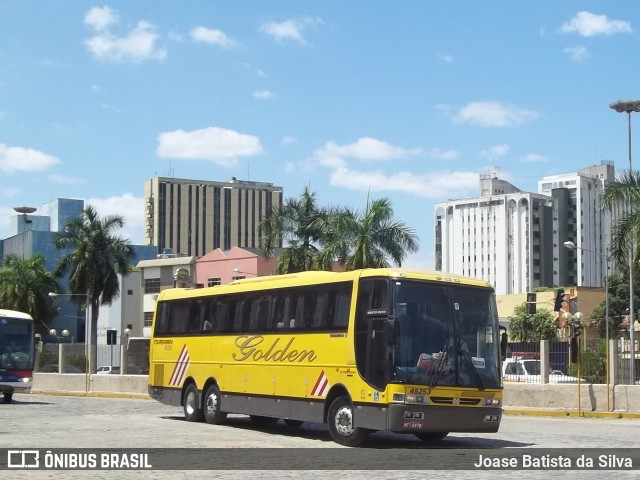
[148,268,504,446]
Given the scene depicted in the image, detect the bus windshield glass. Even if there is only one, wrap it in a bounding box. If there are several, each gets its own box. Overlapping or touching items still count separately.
[392,279,501,389]
[0,316,35,371]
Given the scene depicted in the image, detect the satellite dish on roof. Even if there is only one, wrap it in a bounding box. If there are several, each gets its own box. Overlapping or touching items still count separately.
[13,206,37,214]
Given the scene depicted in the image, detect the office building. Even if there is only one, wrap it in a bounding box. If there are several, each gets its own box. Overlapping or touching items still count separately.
[434,163,614,295]
[143,176,283,257]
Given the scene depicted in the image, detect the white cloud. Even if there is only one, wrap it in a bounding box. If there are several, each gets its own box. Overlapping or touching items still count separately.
[84,6,117,31]
[520,153,548,163]
[190,26,237,48]
[427,147,460,161]
[320,137,422,162]
[253,90,274,99]
[260,17,322,45]
[87,193,144,244]
[560,11,632,37]
[328,167,478,199]
[453,101,538,127]
[480,144,510,160]
[564,46,590,62]
[157,127,264,166]
[48,173,84,185]
[436,52,454,63]
[281,136,296,146]
[85,7,166,63]
[0,143,60,173]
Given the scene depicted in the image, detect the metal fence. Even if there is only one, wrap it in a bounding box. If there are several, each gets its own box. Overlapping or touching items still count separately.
[506,338,638,385]
[36,342,149,375]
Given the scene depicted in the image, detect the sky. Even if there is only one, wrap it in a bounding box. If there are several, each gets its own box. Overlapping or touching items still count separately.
[1,1,640,269]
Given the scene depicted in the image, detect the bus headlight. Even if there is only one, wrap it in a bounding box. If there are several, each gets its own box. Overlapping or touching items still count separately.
[484,398,501,406]
[392,393,405,403]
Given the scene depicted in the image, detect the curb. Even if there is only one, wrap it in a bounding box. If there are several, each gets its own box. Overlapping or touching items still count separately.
[32,390,150,400]
[503,408,640,419]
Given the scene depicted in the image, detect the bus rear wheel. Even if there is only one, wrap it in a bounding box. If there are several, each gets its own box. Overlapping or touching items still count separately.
[183,384,203,422]
[415,432,448,442]
[203,384,227,425]
[327,396,370,447]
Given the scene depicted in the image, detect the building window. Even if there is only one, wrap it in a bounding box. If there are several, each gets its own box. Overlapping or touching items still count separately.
[232,275,246,281]
[208,277,221,287]
[145,278,161,294]
[144,312,154,327]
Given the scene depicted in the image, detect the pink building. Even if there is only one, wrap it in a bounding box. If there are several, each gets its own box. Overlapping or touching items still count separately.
[195,247,280,286]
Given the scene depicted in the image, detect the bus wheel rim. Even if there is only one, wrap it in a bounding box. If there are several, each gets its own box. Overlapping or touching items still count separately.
[206,392,219,414]
[335,406,355,437]
[185,390,196,415]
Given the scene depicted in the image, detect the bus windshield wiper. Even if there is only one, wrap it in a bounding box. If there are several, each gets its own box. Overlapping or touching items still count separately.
[461,349,485,390]
[426,344,449,390]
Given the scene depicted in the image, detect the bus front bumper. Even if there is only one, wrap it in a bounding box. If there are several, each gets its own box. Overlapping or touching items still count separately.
[387,403,502,434]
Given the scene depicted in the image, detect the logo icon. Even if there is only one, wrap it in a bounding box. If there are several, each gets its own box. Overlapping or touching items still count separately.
[7,450,40,469]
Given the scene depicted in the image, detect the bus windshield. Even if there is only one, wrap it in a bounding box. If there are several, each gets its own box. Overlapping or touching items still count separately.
[0,316,35,371]
[391,280,501,389]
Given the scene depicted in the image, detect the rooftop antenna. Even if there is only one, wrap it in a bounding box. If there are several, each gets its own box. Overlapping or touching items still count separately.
[13,206,37,225]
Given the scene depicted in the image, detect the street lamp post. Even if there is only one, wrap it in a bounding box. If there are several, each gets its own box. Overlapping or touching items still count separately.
[232,267,257,277]
[564,241,610,411]
[610,99,640,385]
[563,311,584,416]
[49,291,91,371]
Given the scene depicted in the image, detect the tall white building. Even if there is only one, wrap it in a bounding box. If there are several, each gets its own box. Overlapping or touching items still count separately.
[538,162,614,289]
[435,162,615,295]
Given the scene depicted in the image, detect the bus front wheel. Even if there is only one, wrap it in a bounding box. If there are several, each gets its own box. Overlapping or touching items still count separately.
[203,384,227,425]
[3,392,12,404]
[183,384,203,422]
[327,396,369,447]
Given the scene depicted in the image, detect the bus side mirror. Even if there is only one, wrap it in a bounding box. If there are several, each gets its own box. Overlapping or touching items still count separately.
[500,331,508,361]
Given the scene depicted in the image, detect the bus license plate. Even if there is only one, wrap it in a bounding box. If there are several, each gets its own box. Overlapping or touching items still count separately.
[403,420,423,429]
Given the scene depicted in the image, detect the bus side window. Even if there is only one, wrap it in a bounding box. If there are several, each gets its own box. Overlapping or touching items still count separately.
[154,302,169,335]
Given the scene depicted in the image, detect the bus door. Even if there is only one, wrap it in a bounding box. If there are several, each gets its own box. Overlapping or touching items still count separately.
[355,279,392,391]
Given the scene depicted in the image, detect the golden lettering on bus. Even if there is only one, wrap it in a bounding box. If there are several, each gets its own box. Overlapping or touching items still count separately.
[232,335,317,363]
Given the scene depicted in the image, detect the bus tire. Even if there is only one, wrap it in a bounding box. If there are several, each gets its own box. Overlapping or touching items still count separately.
[203,384,227,425]
[3,392,13,404]
[284,419,304,427]
[183,384,204,422]
[415,432,448,442]
[327,396,369,447]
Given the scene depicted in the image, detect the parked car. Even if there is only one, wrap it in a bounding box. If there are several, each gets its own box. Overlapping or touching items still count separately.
[96,366,120,375]
[502,357,583,383]
[39,364,83,373]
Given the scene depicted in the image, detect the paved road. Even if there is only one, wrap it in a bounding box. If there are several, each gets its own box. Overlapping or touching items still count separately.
[2,394,639,479]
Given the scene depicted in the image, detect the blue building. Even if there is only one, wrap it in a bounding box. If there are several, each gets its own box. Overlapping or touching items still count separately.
[0,199,156,342]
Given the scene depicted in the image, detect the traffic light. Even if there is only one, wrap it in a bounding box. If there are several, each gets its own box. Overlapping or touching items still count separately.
[526,293,537,314]
[554,288,565,311]
[572,323,582,338]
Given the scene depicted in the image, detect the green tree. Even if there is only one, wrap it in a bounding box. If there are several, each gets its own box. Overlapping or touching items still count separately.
[259,187,332,273]
[54,205,134,372]
[601,170,640,273]
[318,198,419,270]
[590,270,639,337]
[0,254,58,334]
[507,303,557,342]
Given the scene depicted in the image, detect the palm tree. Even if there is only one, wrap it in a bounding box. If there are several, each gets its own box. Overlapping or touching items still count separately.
[259,187,332,273]
[601,169,640,271]
[54,205,134,372]
[320,197,420,270]
[0,254,58,334]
